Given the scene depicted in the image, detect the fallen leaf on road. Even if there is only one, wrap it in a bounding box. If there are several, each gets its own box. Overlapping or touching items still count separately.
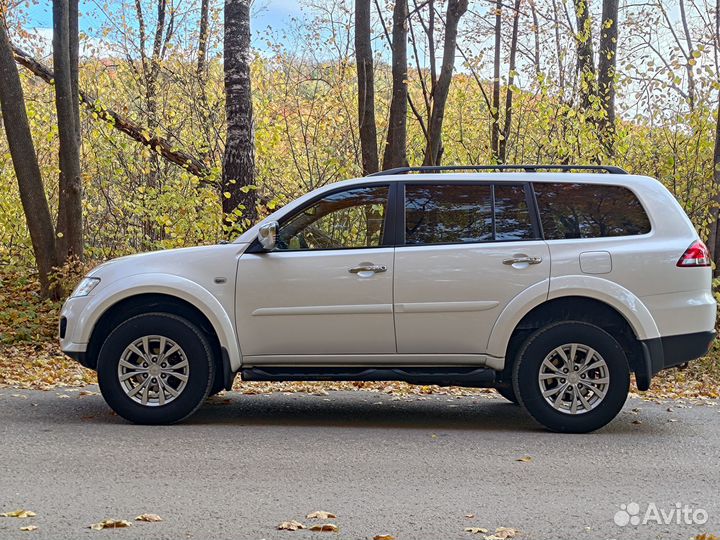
[79,390,99,396]
[373,535,395,540]
[465,513,475,518]
[20,525,38,532]
[465,527,488,534]
[89,519,132,530]
[309,523,338,532]
[1,510,36,518]
[515,456,532,462]
[10,394,27,399]
[632,419,642,425]
[277,520,305,531]
[484,527,519,539]
[135,513,162,522]
[306,511,336,520]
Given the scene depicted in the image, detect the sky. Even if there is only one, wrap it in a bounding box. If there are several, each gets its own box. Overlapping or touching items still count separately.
[20,0,307,54]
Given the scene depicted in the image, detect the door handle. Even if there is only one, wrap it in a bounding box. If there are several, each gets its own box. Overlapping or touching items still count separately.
[349,264,387,274]
[503,255,543,265]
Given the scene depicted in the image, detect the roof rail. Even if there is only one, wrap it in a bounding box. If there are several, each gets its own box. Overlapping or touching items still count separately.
[366,164,628,176]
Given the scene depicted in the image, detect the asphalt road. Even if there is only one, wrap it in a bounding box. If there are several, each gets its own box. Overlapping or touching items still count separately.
[0,388,718,540]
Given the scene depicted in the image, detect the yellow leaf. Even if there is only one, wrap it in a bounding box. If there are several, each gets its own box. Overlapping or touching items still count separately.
[465,527,488,534]
[89,519,132,530]
[20,525,38,531]
[306,511,336,520]
[223,192,231,199]
[373,535,395,540]
[485,527,519,540]
[515,456,532,462]
[309,523,339,532]
[277,520,305,531]
[135,513,162,522]
[1,510,36,518]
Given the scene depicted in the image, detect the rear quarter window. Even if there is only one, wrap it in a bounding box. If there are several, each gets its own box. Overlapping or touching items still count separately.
[534,182,651,240]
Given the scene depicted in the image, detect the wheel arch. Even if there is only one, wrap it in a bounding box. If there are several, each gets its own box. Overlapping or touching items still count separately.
[78,275,242,373]
[488,286,659,381]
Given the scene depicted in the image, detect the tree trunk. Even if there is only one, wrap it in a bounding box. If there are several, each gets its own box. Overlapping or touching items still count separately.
[223,0,256,232]
[498,0,521,163]
[552,0,565,89]
[197,0,210,78]
[490,0,502,162]
[706,0,720,268]
[53,0,83,261]
[597,0,619,156]
[422,0,468,166]
[708,96,720,267]
[529,0,541,77]
[0,20,59,297]
[573,0,596,111]
[382,0,409,170]
[355,0,379,175]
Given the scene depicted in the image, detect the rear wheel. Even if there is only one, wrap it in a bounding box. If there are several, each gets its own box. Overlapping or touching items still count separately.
[97,312,214,424]
[513,321,630,433]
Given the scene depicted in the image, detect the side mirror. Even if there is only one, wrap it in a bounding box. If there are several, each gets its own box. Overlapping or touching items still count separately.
[257,221,279,251]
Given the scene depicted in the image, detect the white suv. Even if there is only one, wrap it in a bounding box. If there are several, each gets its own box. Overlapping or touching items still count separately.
[59,165,716,432]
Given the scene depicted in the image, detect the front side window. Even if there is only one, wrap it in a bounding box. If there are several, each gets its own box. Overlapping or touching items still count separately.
[277,185,389,250]
[534,183,651,240]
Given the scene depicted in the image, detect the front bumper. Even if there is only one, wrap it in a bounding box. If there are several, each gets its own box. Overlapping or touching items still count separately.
[59,295,94,368]
[637,331,716,390]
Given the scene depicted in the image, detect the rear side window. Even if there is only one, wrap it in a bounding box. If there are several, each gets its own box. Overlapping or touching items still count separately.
[494,184,535,241]
[403,183,536,245]
[534,183,651,240]
[405,184,493,244]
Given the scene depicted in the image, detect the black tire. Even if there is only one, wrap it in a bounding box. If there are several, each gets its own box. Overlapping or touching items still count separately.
[512,321,630,433]
[208,374,226,397]
[495,385,519,404]
[97,312,215,424]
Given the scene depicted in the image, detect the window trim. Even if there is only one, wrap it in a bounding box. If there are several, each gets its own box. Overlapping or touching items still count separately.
[397,180,542,247]
[529,181,653,241]
[248,181,396,253]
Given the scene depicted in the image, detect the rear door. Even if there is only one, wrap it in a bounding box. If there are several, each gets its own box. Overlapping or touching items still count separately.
[393,181,550,355]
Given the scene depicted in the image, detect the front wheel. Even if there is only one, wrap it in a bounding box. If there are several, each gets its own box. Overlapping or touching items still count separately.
[512,321,630,433]
[97,313,215,424]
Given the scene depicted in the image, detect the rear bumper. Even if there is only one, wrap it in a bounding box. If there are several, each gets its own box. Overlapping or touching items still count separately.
[637,331,716,390]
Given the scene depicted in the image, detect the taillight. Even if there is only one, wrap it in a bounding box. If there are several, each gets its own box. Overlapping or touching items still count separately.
[676,240,711,267]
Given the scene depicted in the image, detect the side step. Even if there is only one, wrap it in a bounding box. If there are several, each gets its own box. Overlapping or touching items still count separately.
[240,366,496,388]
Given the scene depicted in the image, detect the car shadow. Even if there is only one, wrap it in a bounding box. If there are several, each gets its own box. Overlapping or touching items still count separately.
[183,391,657,434]
[6,388,670,435]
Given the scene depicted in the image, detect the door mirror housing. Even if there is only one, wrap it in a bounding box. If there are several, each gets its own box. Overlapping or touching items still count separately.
[257,221,279,251]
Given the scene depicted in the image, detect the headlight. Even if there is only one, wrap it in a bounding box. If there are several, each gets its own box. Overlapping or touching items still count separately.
[71,277,101,297]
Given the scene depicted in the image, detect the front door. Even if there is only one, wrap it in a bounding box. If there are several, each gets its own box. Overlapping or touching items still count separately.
[235,184,396,360]
[393,181,550,355]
